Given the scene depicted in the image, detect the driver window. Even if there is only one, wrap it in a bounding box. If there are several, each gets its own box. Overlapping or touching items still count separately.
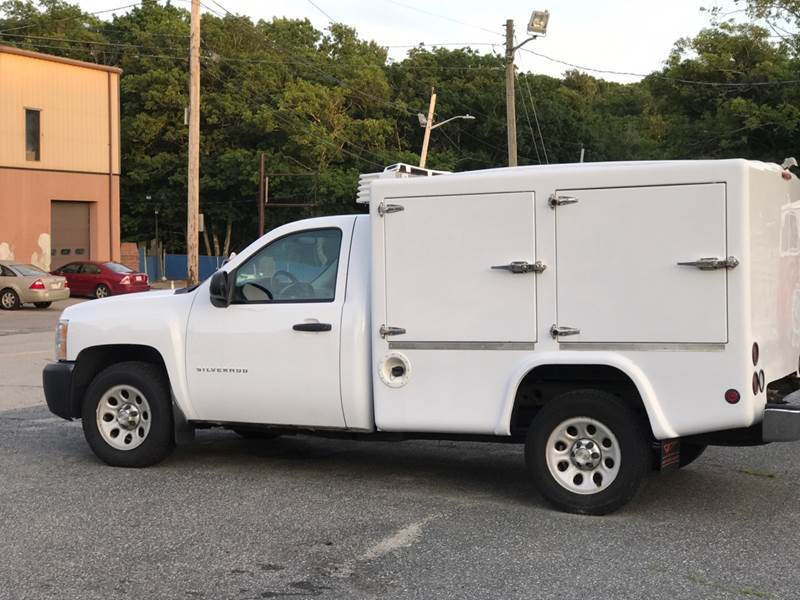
[234,228,342,303]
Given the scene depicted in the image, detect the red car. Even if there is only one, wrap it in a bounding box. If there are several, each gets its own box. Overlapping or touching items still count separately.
[51,261,150,299]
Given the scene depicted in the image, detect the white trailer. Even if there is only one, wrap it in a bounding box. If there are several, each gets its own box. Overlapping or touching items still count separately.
[44,159,800,514]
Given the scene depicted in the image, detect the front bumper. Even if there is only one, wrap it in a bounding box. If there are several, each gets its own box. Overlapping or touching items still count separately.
[43,361,77,420]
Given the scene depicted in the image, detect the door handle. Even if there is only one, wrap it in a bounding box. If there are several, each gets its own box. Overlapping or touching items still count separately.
[292,322,332,332]
[677,256,739,270]
[491,260,546,274]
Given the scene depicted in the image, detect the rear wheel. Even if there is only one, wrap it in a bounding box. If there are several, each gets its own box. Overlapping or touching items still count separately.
[525,389,650,515]
[34,302,52,309]
[94,284,110,299]
[82,361,174,467]
[0,288,20,310]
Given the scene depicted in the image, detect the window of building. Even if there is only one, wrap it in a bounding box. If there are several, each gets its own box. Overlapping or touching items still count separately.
[25,109,40,161]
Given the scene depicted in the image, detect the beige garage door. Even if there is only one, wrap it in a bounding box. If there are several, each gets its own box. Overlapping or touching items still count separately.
[51,201,90,270]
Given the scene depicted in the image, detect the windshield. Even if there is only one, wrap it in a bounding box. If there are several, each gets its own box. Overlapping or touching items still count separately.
[12,264,47,277]
[104,262,134,274]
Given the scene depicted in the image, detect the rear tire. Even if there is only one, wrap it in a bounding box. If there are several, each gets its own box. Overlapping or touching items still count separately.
[94,284,111,299]
[0,288,20,310]
[525,389,650,515]
[81,361,174,467]
[34,302,52,309]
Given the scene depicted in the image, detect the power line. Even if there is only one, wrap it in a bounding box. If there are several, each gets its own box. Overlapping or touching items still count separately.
[0,2,141,34]
[306,0,336,23]
[522,74,548,164]
[520,47,800,87]
[0,31,186,53]
[516,74,541,164]
[377,0,504,38]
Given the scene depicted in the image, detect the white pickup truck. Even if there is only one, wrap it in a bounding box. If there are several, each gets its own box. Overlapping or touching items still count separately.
[44,159,800,514]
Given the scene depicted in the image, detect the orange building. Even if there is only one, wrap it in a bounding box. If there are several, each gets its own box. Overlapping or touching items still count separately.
[0,45,121,270]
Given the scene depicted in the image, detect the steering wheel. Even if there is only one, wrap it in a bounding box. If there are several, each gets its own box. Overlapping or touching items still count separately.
[272,270,298,295]
[241,281,273,301]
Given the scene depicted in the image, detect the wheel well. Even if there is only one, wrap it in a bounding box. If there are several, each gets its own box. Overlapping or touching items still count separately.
[69,344,167,417]
[510,364,649,437]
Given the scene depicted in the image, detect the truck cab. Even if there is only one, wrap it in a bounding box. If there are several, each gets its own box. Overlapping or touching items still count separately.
[43,160,800,514]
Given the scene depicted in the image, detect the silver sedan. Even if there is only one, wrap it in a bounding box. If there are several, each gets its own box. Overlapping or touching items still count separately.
[0,260,70,310]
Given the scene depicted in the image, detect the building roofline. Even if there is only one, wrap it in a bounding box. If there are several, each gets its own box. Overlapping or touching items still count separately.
[0,44,122,74]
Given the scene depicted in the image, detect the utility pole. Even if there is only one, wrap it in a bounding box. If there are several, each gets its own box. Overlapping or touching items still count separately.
[504,11,550,168]
[258,153,266,237]
[186,0,200,284]
[419,88,436,169]
[505,19,517,167]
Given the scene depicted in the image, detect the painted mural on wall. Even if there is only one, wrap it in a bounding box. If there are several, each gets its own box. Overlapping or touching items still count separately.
[30,233,51,271]
[0,242,14,261]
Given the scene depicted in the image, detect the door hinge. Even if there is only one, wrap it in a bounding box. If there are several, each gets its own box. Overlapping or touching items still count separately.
[550,325,581,338]
[377,202,404,217]
[491,260,546,274]
[676,256,739,270]
[380,325,406,338]
[548,193,578,209]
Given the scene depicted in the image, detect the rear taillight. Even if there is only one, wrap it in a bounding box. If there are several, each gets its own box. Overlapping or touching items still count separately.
[725,389,740,404]
[144,274,149,284]
[120,276,131,285]
[29,279,45,290]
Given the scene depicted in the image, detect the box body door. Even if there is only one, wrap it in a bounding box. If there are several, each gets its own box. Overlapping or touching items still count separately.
[555,183,728,343]
[383,191,537,342]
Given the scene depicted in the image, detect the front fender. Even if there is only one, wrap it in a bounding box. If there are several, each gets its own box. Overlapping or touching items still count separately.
[495,351,677,440]
[62,289,200,420]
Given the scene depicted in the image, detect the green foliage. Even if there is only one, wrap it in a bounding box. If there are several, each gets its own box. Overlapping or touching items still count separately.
[3,0,800,252]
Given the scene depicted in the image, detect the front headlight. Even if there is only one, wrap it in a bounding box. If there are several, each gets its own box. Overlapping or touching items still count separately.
[55,319,69,361]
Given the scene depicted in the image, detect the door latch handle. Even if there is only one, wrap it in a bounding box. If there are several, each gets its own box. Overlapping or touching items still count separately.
[548,194,578,208]
[293,322,332,332]
[491,260,546,274]
[379,325,406,338]
[377,202,404,217]
[677,256,739,270]
[550,325,581,338]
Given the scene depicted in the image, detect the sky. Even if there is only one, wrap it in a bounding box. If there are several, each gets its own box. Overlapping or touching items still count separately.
[72,0,742,83]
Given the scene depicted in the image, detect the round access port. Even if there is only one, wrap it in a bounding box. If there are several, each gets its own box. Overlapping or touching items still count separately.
[379,352,411,388]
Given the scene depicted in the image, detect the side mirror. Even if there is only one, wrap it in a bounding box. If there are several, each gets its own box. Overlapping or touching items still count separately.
[209,271,232,308]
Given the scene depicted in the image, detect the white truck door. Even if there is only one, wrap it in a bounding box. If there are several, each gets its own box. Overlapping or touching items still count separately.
[383,191,537,342]
[185,219,354,427]
[554,183,728,343]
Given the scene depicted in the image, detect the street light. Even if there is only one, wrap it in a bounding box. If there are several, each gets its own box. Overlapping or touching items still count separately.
[417,107,476,168]
[527,10,549,35]
[417,113,476,130]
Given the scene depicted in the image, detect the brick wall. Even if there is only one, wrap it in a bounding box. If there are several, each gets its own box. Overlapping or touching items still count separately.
[120,242,139,271]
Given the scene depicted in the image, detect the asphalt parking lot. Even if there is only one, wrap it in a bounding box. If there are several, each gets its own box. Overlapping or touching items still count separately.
[2,304,800,599]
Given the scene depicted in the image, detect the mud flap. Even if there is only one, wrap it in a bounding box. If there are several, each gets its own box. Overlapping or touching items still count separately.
[658,439,681,470]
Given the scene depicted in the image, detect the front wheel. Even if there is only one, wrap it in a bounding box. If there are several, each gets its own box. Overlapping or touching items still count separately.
[34,302,52,309]
[82,361,174,467]
[526,390,650,515]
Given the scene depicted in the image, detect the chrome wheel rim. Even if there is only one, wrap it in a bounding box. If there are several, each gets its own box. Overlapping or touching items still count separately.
[96,384,151,451]
[545,416,621,495]
[1,291,15,308]
[96,286,108,298]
